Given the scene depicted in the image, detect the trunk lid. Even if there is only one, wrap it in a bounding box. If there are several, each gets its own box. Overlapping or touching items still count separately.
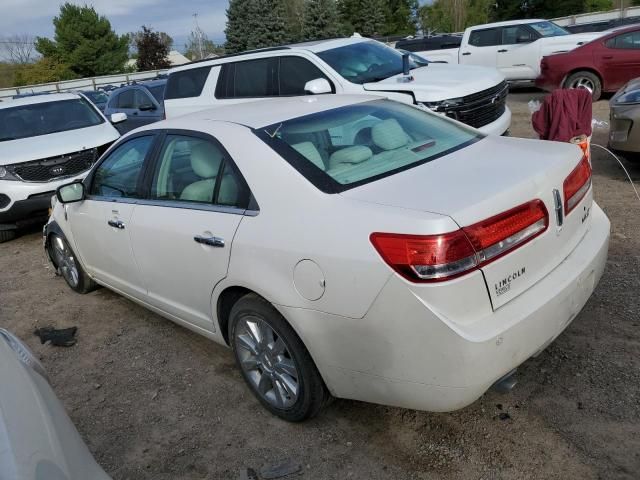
[342,135,592,309]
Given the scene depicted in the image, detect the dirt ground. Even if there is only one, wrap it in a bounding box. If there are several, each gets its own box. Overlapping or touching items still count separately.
[1,92,639,480]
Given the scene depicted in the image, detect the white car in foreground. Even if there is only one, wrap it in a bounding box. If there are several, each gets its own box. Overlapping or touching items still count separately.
[45,95,609,421]
[0,93,122,242]
[0,329,110,479]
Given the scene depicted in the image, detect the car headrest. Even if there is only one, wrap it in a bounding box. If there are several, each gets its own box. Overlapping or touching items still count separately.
[371,119,410,151]
[191,141,223,179]
[329,145,373,169]
[292,142,325,170]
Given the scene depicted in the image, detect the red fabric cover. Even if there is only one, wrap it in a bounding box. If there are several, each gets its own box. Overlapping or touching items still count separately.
[531,89,593,142]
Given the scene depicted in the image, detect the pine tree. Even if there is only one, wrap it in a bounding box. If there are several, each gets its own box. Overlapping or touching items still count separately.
[225,0,252,53]
[302,0,340,40]
[339,0,387,36]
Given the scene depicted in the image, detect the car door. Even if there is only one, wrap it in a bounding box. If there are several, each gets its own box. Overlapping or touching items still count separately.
[132,88,162,126]
[497,25,539,80]
[601,31,640,91]
[460,28,501,70]
[108,89,148,134]
[128,131,254,331]
[67,134,157,298]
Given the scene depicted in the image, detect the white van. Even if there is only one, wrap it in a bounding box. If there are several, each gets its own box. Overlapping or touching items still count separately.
[164,37,512,136]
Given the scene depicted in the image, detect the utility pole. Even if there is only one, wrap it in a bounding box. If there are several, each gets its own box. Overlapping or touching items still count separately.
[193,13,204,60]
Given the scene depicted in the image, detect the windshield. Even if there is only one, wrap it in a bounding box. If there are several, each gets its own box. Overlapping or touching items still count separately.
[256,100,479,192]
[147,84,166,103]
[83,91,109,104]
[0,98,104,142]
[316,41,420,84]
[529,21,570,37]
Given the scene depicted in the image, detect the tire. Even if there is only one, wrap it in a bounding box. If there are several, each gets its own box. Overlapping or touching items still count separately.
[564,71,602,101]
[229,293,329,422]
[47,234,96,294]
[0,229,16,243]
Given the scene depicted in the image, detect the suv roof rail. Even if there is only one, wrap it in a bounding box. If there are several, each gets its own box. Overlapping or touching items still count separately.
[183,46,292,67]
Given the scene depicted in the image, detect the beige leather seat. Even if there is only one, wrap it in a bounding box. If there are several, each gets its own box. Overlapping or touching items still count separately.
[180,142,223,202]
[328,145,373,172]
[292,142,325,170]
[371,118,410,152]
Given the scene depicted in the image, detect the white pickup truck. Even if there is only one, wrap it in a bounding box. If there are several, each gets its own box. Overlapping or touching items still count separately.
[399,19,603,83]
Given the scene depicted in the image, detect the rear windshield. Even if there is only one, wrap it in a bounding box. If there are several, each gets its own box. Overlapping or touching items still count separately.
[529,21,569,37]
[256,100,480,193]
[0,98,104,142]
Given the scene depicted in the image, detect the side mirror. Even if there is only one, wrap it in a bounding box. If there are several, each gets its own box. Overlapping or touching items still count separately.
[110,112,127,124]
[56,181,85,204]
[304,78,332,95]
[138,103,156,111]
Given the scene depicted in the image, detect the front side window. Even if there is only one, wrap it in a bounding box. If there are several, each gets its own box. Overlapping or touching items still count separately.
[147,84,166,103]
[116,90,135,109]
[279,56,332,95]
[150,134,251,208]
[469,28,501,47]
[502,25,536,44]
[0,98,104,142]
[528,21,569,37]
[606,31,640,49]
[256,100,479,192]
[316,41,419,84]
[90,136,153,198]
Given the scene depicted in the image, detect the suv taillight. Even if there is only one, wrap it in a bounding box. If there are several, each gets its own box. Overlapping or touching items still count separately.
[370,200,548,283]
[563,155,591,214]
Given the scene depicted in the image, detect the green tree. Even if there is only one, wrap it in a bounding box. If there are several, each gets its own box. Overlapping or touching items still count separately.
[35,3,128,77]
[135,26,171,71]
[13,57,75,86]
[384,0,419,36]
[302,0,340,40]
[339,0,387,36]
[225,0,290,53]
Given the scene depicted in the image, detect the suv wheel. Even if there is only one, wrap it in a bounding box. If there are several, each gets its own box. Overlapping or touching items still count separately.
[230,293,329,422]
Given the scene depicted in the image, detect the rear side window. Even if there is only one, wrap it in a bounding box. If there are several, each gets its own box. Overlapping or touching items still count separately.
[605,31,640,49]
[216,59,277,98]
[469,28,501,47]
[165,67,212,99]
[279,57,333,95]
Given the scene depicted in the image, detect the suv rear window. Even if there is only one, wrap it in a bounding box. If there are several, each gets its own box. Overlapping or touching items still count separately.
[255,100,479,193]
[216,59,278,98]
[165,67,211,99]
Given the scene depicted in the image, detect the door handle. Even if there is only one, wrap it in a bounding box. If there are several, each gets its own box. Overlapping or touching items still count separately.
[194,235,225,247]
[108,219,125,229]
[498,49,508,53]
[462,52,471,56]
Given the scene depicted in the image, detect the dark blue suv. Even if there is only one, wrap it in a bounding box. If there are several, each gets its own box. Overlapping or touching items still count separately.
[104,79,166,134]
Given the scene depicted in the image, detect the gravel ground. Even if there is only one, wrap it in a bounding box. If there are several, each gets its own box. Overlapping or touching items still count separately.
[1,91,639,480]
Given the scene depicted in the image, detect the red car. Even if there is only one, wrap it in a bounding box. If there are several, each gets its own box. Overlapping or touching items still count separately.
[536,25,640,100]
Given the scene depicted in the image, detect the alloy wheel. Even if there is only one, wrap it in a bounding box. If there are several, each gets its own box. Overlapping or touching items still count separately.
[234,315,300,409]
[569,77,595,93]
[51,236,79,288]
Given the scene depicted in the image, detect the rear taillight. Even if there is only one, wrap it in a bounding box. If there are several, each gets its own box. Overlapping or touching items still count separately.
[563,155,591,214]
[370,200,548,283]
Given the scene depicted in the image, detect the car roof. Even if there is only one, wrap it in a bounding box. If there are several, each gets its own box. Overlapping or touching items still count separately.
[136,94,382,131]
[0,92,81,109]
[169,37,371,73]
[469,19,548,29]
[603,24,640,36]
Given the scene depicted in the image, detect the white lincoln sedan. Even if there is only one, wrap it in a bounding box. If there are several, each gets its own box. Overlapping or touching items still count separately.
[45,95,609,421]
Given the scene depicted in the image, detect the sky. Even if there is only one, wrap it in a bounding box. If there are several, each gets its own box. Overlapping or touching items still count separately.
[1,0,231,51]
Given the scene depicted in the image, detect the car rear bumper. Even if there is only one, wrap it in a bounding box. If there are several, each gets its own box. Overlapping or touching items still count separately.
[477,106,511,136]
[281,202,610,412]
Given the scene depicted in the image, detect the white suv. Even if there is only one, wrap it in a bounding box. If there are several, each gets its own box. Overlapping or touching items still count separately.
[164,37,511,136]
[0,93,122,242]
